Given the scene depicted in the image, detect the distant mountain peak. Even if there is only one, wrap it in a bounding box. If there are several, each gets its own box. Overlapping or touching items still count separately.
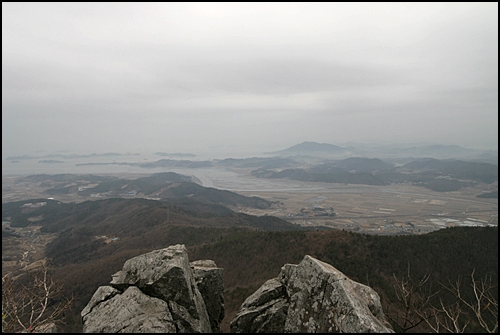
[267,141,347,154]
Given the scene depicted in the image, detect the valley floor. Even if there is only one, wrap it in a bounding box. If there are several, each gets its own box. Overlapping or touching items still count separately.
[3,167,498,236]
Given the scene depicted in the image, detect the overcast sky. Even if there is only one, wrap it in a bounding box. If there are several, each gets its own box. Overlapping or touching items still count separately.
[2,3,498,158]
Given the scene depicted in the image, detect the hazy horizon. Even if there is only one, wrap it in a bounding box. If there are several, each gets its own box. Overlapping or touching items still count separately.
[2,140,498,160]
[3,3,498,157]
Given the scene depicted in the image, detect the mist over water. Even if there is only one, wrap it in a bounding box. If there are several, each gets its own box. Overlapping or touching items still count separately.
[0,148,269,188]
[1,141,290,177]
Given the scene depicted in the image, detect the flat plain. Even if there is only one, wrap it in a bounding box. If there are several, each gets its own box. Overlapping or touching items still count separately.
[3,166,497,235]
[1,166,498,280]
[207,168,498,234]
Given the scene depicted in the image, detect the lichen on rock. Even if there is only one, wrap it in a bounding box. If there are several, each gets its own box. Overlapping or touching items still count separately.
[81,244,224,333]
[230,255,394,333]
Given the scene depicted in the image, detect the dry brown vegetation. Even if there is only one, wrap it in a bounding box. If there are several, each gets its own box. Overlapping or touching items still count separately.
[2,170,497,332]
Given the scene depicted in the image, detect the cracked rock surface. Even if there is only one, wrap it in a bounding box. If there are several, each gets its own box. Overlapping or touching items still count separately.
[230,255,394,333]
[82,246,393,333]
[81,244,223,333]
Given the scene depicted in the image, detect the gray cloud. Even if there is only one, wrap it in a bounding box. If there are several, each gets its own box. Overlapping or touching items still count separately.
[2,3,498,158]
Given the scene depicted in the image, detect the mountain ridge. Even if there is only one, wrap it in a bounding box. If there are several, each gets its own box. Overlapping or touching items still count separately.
[265,141,348,155]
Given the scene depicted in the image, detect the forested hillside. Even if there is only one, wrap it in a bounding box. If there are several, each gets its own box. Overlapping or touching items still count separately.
[3,171,498,332]
[25,199,494,333]
[189,226,498,332]
[251,157,498,192]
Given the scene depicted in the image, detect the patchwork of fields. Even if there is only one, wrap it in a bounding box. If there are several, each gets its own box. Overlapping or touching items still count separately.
[210,168,498,234]
[3,167,498,235]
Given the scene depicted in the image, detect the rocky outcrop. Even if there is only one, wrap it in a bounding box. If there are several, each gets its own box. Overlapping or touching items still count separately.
[82,246,393,333]
[81,244,224,333]
[191,260,225,333]
[230,255,394,333]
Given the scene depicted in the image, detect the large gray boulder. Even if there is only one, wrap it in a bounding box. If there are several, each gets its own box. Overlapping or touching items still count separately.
[191,260,225,333]
[230,255,393,333]
[81,286,176,333]
[81,244,223,333]
[229,278,289,333]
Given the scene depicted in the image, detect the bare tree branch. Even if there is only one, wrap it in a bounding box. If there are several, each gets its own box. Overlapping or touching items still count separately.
[385,263,440,332]
[387,265,498,333]
[438,269,498,333]
[2,264,73,333]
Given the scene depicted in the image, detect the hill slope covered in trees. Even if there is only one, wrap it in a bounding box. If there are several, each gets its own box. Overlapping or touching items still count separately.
[6,196,492,332]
